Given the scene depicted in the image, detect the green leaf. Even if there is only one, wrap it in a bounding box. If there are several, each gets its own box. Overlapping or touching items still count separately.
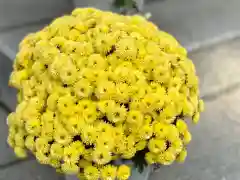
[132,149,148,173]
[113,0,135,8]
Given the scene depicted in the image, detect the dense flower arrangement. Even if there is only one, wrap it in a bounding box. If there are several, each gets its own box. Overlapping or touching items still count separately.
[7,8,204,180]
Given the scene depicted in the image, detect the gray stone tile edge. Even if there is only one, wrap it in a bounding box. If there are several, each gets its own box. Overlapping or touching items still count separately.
[0,41,16,60]
[186,30,240,52]
[201,81,240,102]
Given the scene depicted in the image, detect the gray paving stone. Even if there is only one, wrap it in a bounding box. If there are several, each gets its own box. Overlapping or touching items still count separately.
[144,0,240,49]
[150,89,240,180]
[210,87,240,126]
[0,21,51,60]
[189,38,240,96]
[0,0,73,29]
[0,159,65,180]
[129,166,151,180]
[0,52,17,110]
[0,52,18,165]
[0,108,18,165]
[73,0,113,11]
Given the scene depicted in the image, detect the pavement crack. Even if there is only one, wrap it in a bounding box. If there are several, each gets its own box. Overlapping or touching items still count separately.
[0,157,33,170]
[0,101,12,114]
[201,81,240,102]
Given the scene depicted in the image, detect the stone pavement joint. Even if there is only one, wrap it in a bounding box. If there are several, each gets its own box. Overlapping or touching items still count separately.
[0,17,53,34]
[0,158,32,170]
[190,37,240,97]
[0,101,12,115]
[201,81,240,102]
[0,159,65,180]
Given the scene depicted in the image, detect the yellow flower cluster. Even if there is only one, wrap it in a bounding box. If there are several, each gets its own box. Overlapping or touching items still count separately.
[7,7,204,179]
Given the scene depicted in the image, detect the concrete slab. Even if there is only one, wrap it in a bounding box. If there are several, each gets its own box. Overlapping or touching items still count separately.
[0,52,17,110]
[0,159,65,180]
[0,52,18,165]
[129,166,151,180]
[144,0,240,50]
[0,22,50,60]
[189,38,240,96]
[0,0,73,29]
[0,108,18,165]
[73,0,113,11]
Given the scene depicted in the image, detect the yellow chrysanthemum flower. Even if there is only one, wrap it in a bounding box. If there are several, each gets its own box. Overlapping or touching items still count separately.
[176,148,188,163]
[83,149,94,162]
[54,128,72,145]
[81,125,97,145]
[50,143,64,159]
[176,119,188,133]
[182,130,192,145]
[96,133,114,150]
[87,54,107,70]
[198,99,205,112]
[57,95,76,116]
[107,104,127,123]
[77,173,87,180]
[171,138,183,154]
[78,159,92,168]
[100,165,117,180]
[71,141,85,154]
[25,135,36,151]
[7,112,17,126]
[49,158,61,168]
[121,147,136,159]
[96,122,113,134]
[153,122,169,139]
[135,140,147,151]
[165,124,180,142]
[84,165,100,180]
[97,100,115,114]
[46,93,60,111]
[41,122,54,141]
[136,124,153,140]
[35,137,50,153]
[127,110,143,125]
[95,80,115,100]
[145,152,156,164]
[182,99,194,116]
[92,147,112,165]
[117,165,131,180]
[8,7,203,179]
[65,116,83,135]
[9,69,29,89]
[74,79,93,99]
[148,138,167,154]
[113,137,126,154]
[7,135,15,148]
[14,132,25,147]
[193,112,200,124]
[36,150,50,164]
[63,145,81,164]
[61,162,79,174]
[14,147,27,158]
[95,33,116,55]
[25,118,41,136]
[157,151,176,165]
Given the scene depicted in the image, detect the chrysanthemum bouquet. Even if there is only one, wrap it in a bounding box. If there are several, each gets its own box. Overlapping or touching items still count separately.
[7,8,204,180]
